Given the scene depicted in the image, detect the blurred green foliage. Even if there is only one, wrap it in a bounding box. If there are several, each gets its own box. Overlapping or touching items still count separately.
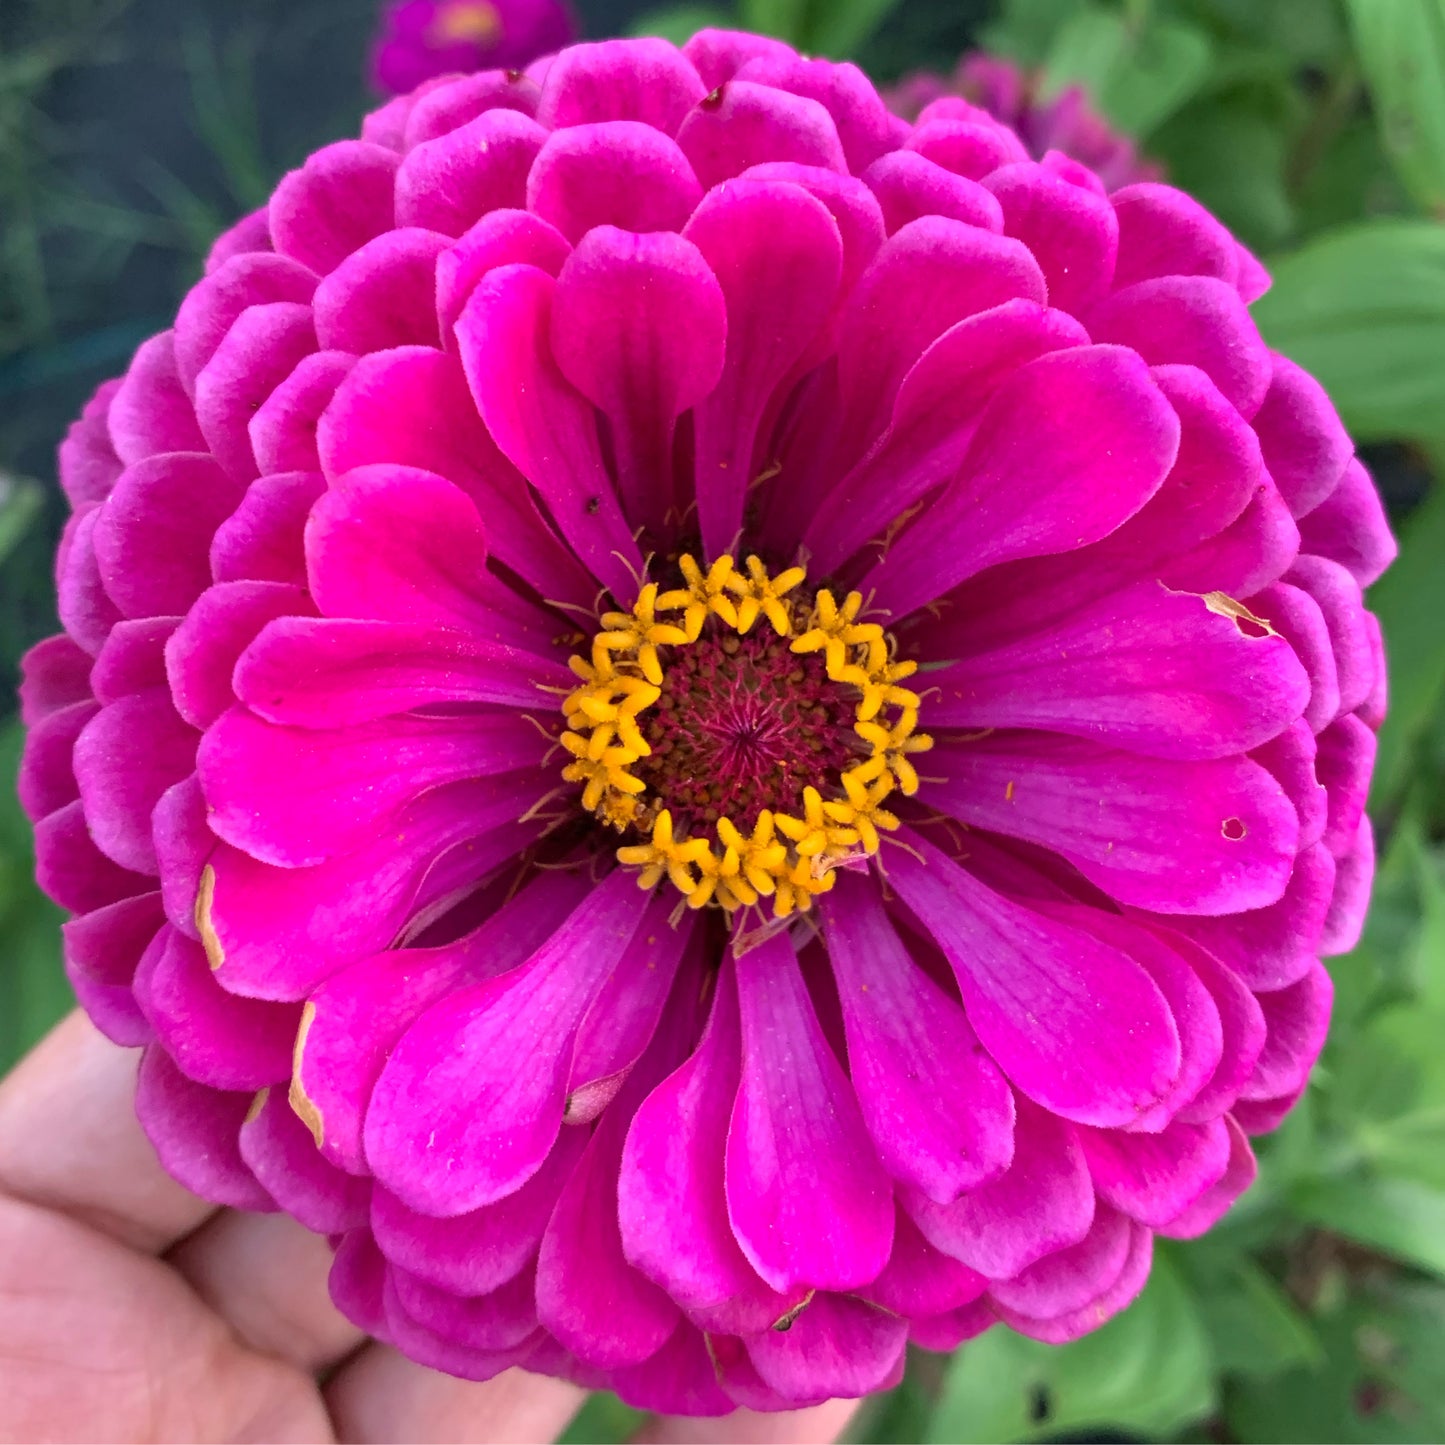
[5,0,1445,1440]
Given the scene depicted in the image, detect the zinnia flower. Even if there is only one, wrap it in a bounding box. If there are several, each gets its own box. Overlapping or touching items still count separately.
[371,0,576,95]
[887,52,1159,191]
[20,31,1395,1413]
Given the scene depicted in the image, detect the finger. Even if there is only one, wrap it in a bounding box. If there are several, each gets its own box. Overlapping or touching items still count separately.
[0,1192,333,1444]
[0,1011,213,1252]
[325,1351,586,1444]
[168,1208,366,1374]
[638,1399,862,1445]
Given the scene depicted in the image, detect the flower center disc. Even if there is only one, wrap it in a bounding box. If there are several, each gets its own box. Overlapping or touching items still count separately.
[559,555,933,919]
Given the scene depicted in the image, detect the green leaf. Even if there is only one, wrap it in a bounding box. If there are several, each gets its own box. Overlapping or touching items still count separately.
[981,0,1094,67]
[925,1254,1215,1443]
[626,3,734,43]
[1344,0,1445,215]
[1253,220,1445,442]
[0,473,43,568]
[1042,8,1214,136]
[738,0,808,45]
[805,0,905,60]
[1292,1175,1445,1278]
[1178,1247,1323,1381]
[1364,477,1445,806]
[556,1391,644,1444]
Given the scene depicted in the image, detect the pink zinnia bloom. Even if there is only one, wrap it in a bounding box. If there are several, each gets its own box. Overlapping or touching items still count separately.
[888,52,1160,191]
[371,0,576,95]
[21,31,1395,1413]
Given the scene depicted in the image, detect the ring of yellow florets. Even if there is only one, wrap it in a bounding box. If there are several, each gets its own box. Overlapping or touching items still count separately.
[560,555,934,919]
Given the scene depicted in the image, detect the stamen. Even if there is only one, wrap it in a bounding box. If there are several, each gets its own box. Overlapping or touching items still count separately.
[559,555,933,919]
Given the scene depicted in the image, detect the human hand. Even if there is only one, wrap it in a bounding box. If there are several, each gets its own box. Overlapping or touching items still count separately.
[0,1013,861,1444]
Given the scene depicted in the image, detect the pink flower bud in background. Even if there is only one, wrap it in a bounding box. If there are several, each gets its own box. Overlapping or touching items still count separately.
[371,0,577,95]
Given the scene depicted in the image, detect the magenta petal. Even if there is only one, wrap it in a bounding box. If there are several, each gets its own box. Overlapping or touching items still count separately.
[821,879,1014,1202]
[133,925,299,1090]
[924,733,1299,914]
[298,870,592,1174]
[305,464,550,650]
[329,1230,389,1339]
[925,580,1310,759]
[1164,481,1301,599]
[269,140,398,272]
[985,160,1118,314]
[618,955,788,1332]
[861,1208,987,1316]
[1110,183,1239,290]
[92,617,179,704]
[238,1086,370,1234]
[210,470,324,587]
[402,72,542,148]
[537,1086,682,1369]
[134,1046,274,1211]
[906,117,1028,179]
[536,38,707,134]
[987,1205,1132,1318]
[61,892,162,1047]
[59,379,123,508]
[886,835,1180,1127]
[685,178,843,555]
[93,453,247,618]
[18,634,93,726]
[1240,962,1333,1104]
[205,773,545,1000]
[364,868,651,1215]
[683,29,795,90]
[437,208,572,341]
[677,81,847,189]
[1158,1115,1257,1237]
[382,1275,539,1382]
[996,1223,1153,1344]
[862,345,1179,620]
[744,1294,908,1403]
[174,253,319,393]
[34,799,150,914]
[371,1128,587,1296]
[806,299,1088,575]
[56,507,121,656]
[17,698,93,821]
[237,616,571,728]
[166,581,311,731]
[1253,719,1329,852]
[1079,1115,1232,1227]
[152,775,210,938]
[608,1323,735,1417]
[194,302,318,483]
[392,1262,540,1354]
[1322,815,1374,954]
[106,332,207,463]
[832,217,1046,471]
[726,931,894,1294]
[864,150,1003,235]
[1252,353,1353,517]
[456,264,644,601]
[1298,459,1396,586]
[550,226,725,534]
[72,688,198,875]
[395,109,547,236]
[1250,581,1340,732]
[313,228,451,352]
[250,353,356,478]
[527,122,704,245]
[1288,554,1375,719]
[567,902,694,1122]
[903,1096,1092,1279]
[316,347,593,610]
[200,704,549,867]
[205,206,274,271]
[1093,275,1271,419]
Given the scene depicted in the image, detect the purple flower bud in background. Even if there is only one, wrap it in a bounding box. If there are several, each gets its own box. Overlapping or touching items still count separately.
[20,30,1395,1414]
[887,52,1160,191]
[371,0,577,95]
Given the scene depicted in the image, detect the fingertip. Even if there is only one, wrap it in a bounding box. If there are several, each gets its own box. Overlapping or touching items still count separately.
[637,1397,862,1445]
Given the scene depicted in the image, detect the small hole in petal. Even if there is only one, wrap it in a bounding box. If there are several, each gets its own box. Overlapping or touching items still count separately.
[1222,817,1247,841]
[701,85,725,111]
